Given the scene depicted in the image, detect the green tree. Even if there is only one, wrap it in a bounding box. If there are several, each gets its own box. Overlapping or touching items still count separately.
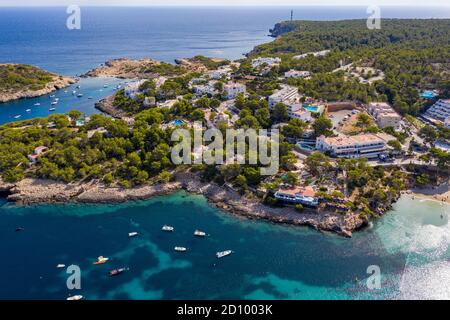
[271,103,289,123]
[312,115,333,137]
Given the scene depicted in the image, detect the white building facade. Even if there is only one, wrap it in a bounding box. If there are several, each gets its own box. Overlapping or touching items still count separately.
[425,99,450,121]
[316,133,394,159]
[224,82,246,100]
[367,102,402,129]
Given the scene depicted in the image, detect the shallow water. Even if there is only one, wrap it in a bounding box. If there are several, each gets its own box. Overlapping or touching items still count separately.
[0,77,122,125]
[0,193,448,300]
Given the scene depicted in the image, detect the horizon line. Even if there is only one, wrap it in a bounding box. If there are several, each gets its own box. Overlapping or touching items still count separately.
[0,4,449,8]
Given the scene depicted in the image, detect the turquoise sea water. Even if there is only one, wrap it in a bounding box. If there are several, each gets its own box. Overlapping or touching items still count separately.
[0,77,122,125]
[0,193,448,300]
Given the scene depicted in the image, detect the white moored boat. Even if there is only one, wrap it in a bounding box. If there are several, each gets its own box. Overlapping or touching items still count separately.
[194,230,207,237]
[14,115,21,119]
[174,247,187,252]
[162,225,174,232]
[128,232,139,238]
[34,103,41,106]
[56,264,66,269]
[67,295,83,301]
[216,250,233,259]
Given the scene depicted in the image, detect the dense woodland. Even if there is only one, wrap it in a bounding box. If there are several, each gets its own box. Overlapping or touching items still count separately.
[0,64,55,93]
[246,19,450,115]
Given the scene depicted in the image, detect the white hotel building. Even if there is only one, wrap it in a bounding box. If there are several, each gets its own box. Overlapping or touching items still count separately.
[268,85,313,122]
[316,133,395,159]
[251,57,281,68]
[223,82,246,100]
[367,102,402,129]
[425,99,450,122]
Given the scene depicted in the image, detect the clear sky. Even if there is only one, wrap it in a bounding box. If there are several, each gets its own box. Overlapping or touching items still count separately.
[0,0,447,7]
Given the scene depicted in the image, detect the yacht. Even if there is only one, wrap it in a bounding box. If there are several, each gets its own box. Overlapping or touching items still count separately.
[51,101,58,105]
[174,247,187,252]
[56,264,66,269]
[162,225,174,232]
[93,256,109,265]
[216,250,233,259]
[49,108,56,112]
[34,103,41,106]
[194,230,207,237]
[128,232,139,238]
[14,115,21,119]
[77,93,83,98]
[26,109,31,112]
[67,295,84,301]
[109,268,128,277]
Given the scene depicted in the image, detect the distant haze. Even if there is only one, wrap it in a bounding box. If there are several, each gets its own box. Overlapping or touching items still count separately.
[0,1,448,7]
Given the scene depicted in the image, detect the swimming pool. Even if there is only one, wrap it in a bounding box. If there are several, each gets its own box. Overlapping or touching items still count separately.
[303,104,325,114]
[421,91,437,99]
[297,143,316,151]
[172,119,184,125]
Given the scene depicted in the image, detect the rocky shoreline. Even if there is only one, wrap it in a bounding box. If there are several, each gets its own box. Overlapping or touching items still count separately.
[95,94,129,119]
[0,75,76,103]
[0,173,364,238]
[81,58,170,79]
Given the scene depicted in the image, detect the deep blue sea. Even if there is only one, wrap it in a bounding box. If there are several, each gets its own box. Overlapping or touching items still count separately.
[0,193,449,300]
[1,6,450,300]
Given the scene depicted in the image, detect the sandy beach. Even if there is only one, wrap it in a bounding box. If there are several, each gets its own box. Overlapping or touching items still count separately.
[410,182,450,204]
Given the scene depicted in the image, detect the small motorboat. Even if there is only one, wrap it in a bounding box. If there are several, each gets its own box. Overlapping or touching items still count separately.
[72,90,77,95]
[54,98,59,101]
[15,227,25,232]
[51,101,58,105]
[93,256,109,265]
[128,232,139,238]
[49,108,56,112]
[216,250,233,259]
[174,247,187,252]
[77,94,83,98]
[162,225,174,232]
[88,96,93,100]
[34,103,41,106]
[194,230,207,237]
[56,264,66,269]
[109,268,128,277]
[14,115,21,119]
[103,84,108,88]
[67,295,83,301]
[76,85,81,89]
[64,90,68,93]
[50,94,56,98]
[26,109,31,112]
